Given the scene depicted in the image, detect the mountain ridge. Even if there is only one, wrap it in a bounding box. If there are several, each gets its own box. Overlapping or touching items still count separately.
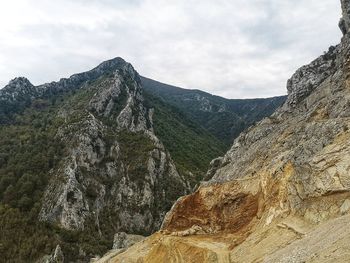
[0,54,284,261]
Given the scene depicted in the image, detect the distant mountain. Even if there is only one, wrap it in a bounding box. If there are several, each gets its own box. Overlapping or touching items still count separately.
[0,58,284,262]
[141,76,286,146]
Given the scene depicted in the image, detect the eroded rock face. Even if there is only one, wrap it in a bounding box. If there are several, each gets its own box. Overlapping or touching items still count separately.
[161,180,261,235]
[39,61,190,234]
[0,77,36,99]
[104,1,350,262]
[285,45,338,108]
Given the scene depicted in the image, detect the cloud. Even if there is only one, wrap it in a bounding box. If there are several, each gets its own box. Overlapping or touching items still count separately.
[0,0,342,98]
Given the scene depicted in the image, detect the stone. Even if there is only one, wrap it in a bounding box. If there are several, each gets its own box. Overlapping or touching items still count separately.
[38,58,190,235]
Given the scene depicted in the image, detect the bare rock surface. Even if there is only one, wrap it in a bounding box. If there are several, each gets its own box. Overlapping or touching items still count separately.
[38,59,190,235]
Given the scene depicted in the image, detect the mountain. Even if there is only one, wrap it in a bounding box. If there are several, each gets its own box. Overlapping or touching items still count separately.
[0,60,192,262]
[103,1,350,262]
[0,57,282,261]
[141,76,286,146]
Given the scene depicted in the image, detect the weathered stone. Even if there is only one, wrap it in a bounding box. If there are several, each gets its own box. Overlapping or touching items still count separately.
[38,59,190,235]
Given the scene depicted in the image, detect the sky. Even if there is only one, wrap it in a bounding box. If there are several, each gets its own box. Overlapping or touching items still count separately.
[0,0,342,99]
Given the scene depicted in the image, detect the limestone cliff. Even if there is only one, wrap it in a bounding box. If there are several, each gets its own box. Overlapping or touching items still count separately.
[104,1,350,262]
[38,61,190,233]
[0,58,194,262]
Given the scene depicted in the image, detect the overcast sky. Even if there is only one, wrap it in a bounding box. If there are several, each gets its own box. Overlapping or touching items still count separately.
[0,0,342,99]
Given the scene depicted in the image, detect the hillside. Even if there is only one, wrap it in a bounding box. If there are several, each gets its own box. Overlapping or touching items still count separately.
[141,76,286,146]
[101,1,350,262]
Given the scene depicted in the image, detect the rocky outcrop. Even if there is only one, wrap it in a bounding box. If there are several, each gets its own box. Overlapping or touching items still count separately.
[0,77,36,100]
[285,45,338,108]
[340,0,350,35]
[103,1,350,262]
[39,61,190,234]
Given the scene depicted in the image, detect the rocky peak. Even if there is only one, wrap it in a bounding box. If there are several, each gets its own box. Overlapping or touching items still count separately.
[284,45,339,108]
[38,54,190,235]
[0,77,35,97]
[340,0,350,35]
[6,76,33,89]
[40,57,136,95]
[0,58,139,122]
[66,57,137,85]
[93,57,136,78]
[88,65,150,132]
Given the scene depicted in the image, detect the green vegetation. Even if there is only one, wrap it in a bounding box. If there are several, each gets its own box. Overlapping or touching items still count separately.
[117,131,156,185]
[0,205,57,262]
[0,96,64,262]
[141,76,286,146]
[144,91,226,184]
[0,85,114,262]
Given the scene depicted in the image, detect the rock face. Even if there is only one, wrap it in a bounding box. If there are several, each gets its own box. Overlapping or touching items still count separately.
[104,1,350,262]
[38,61,190,233]
[285,45,337,108]
[0,77,36,99]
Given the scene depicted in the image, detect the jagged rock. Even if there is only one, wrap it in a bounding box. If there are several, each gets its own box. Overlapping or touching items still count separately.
[285,45,338,108]
[340,0,350,35]
[38,59,190,234]
[0,77,42,103]
[203,157,224,181]
[2,77,34,94]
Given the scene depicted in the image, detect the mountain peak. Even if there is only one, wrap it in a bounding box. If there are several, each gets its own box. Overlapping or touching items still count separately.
[94,57,127,70]
[88,57,136,78]
[0,77,35,98]
[5,76,33,90]
[60,57,140,89]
